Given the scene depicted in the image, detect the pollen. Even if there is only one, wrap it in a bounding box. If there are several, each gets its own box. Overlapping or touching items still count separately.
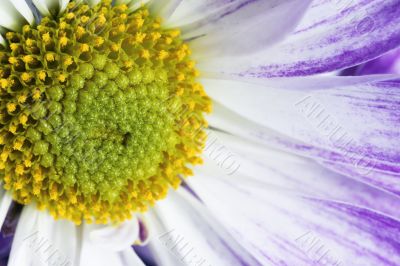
[21,72,32,82]
[38,71,47,81]
[58,74,67,82]
[23,55,35,64]
[94,37,104,47]
[10,43,19,52]
[6,103,16,113]
[80,15,90,23]
[158,50,169,60]
[8,57,18,65]
[110,43,119,52]
[19,114,28,125]
[0,79,8,89]
[59,36,69,47]
[0,0,211,225]
[76,26,85,38]
[32,89,41,100]
[97,14,107,25]
[135,32,146,43]
[141,49,150,59]
[42,32,52,44]
[80,43,90,52]
[46,53,55,62]
[17,94,27,103]
[25,38,35,47]
[66,12,75,20]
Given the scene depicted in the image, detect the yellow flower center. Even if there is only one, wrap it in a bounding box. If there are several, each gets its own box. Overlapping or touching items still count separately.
[0,0,211,224]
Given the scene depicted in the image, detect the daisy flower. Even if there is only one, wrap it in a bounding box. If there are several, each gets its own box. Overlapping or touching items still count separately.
[0,0,399,265]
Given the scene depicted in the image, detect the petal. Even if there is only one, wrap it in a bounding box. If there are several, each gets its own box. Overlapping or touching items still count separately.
[86,218,139,251]
[167,0,239,25]
[80,242,145,266]
[204,78,400,195]
[184,0,312,58]
[32,0,53,17]
[200,129,400,219]
[1,202,22,237]
[0,34,5,46]
[85,0,102,7]
[342,48,400,76]
[202,72,399,91]
[149,0,182,19]
[0,188,12,229]
[187,174,400,265]
[79,219,145,265]
[9,206,144,266]
[0,0,34,32]
[197,0,400,77]
[141,211,183,266]
[9,1,35,26]
[59,0,70,14]
[145,189,261,266]
[8,205,77,266]
[114,0,151,12]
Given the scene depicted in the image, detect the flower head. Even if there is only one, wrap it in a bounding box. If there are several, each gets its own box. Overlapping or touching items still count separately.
[0,0,210,224]
[0,0,399,266]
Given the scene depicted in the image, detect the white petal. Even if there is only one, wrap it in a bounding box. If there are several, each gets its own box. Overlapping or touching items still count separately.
[9,1,35,25]
[187,0,312,58]
[9,206,144,266]
[167,0,244,26]
[113,0,151,12]
[87,218,139,251]
[146,189,261,266]
[79,218,144,265]
[32,0,52,17]
[115,0,132,4]
[0,0,34,31]
[149,0,182,20]
[59,0,70,14]
[141,211,184,266]
[8,205,77,266]
[33,0,70,16]
[0,34,5,46]
[80,240,145,266]
[128,0,152,12]
[85,0,101,7]
[0,187,12,228]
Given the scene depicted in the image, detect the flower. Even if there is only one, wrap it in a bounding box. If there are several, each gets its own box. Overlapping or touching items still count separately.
[0,0,399,265]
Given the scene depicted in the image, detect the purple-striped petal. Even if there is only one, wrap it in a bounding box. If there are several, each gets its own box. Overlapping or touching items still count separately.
[203,78,400,195]
[187,175,400,266]
[201,129,400,219]
[196,0,400,77]
[342,48,400,76]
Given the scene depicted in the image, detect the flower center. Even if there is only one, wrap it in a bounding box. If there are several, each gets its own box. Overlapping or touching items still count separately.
[0,1,211,224]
